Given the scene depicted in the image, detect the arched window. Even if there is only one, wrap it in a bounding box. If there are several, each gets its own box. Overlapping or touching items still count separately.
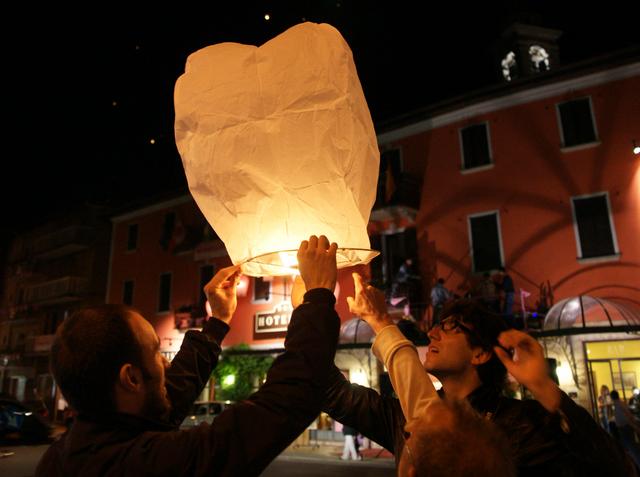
[501,51,517,81]
[529,45,550,72]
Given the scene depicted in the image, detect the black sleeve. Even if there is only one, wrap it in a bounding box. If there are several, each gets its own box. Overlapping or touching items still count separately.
[127,288,340,477]
[164,318,229,427]
[322,364,403,453]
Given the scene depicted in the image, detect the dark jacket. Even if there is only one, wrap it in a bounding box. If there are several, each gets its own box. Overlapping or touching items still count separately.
[322,367,635,476]
[37,288,340,477]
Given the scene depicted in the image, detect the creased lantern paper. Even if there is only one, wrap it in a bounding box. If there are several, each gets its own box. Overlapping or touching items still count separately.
[175,22,380,276]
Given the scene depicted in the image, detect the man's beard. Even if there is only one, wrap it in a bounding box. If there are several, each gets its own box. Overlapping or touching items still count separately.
[140,375,172,422]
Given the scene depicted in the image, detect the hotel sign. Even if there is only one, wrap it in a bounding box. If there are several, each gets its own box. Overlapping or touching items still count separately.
[254,302,293,334]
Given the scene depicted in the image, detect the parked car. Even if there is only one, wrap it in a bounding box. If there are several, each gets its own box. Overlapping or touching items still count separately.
[180,401,231,429]
[0,397,53,444]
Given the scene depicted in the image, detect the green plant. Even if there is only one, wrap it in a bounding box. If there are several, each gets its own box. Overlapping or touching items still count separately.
[212,344,274,402]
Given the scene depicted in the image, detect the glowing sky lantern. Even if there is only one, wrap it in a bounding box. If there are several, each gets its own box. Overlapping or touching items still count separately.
[175,22,380,276]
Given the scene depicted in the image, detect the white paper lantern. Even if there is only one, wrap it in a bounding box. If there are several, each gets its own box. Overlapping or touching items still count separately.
[175,22,380,276]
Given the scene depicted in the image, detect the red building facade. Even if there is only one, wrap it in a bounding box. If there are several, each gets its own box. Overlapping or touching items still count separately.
[107,196,360,357]
[375,57,640,412]
[377,60,639,313]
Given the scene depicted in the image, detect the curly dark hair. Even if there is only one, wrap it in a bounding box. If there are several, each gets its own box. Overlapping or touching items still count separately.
[51,304,144,417]
[440,299,510,392]
[408,399,516,477]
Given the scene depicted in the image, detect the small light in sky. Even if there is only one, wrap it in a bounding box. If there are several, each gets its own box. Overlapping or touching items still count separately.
[112,101,118,107]
[135,45,141,51]
[150,139,156,145]
[264,13,270,20]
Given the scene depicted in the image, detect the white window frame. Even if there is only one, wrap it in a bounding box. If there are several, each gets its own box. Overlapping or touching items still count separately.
[251,277,272,304]
[122,279,135,306]
[467,210,505,273]
[458,121,494,174]
[158,272,173,313]
[555,96,600,152]
[570,191,620,263]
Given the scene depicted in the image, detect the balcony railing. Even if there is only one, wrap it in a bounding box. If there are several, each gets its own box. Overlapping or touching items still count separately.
[32,226,94,260]
[24,277,89,305]
[25,334,56,354]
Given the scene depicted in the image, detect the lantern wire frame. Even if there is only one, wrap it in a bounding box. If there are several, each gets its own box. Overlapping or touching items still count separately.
[240,248,380,277]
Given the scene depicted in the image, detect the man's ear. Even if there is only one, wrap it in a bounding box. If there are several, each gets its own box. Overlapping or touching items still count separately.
[470,348,492,366]
[118,364,143,392]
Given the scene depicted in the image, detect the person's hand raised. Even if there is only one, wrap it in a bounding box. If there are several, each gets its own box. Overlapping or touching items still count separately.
[347,273,393,334]
[494,329,561,412]
[297,235,337,292]
[203,265,242,324]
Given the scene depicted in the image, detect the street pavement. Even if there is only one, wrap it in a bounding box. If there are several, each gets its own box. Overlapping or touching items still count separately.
[0,441,395,477]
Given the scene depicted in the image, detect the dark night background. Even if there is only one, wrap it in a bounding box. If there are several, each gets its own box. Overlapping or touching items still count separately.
[2,1,639,251]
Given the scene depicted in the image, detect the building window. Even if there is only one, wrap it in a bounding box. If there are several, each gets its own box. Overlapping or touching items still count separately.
[468,211,504,272]
[557,97,597,148]
[123,280,134,306]
[160,212,176,251]
[571,193,618,260]
[158,273,172,312]
[252,277,271,303]
[198,265,215,314]
[127,224,138,251]
[460,123,492,171]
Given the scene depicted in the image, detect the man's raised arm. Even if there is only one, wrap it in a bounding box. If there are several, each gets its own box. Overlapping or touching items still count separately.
[164,264,241,426]
[126,236,341,476]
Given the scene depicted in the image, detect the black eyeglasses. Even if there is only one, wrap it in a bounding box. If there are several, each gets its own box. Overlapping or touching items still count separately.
[429,316,474,335]
[430,316,514,356]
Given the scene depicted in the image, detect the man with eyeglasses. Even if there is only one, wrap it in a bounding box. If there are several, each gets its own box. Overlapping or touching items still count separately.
[321,273,634,476]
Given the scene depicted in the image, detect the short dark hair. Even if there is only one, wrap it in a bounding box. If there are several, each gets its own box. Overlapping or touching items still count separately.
[51,304,144,417]
[437,278,445,284]
[610,390,620,400]
[440,299,509,392]
[409,400,515,477]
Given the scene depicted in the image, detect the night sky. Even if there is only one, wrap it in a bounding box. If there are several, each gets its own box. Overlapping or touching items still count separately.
[3,1,639,248]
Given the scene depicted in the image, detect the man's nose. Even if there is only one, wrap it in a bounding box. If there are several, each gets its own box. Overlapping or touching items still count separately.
[427,326,441,341]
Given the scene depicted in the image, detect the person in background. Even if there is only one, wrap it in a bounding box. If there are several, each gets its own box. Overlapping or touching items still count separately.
[341,424,362,460]
[611,390,640,469]
[478,272,499,313]
[429,278,451,325]
[497,267,515,324]
[629,387,640,419]
[392,258,420,298]
[598,385,614,433]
